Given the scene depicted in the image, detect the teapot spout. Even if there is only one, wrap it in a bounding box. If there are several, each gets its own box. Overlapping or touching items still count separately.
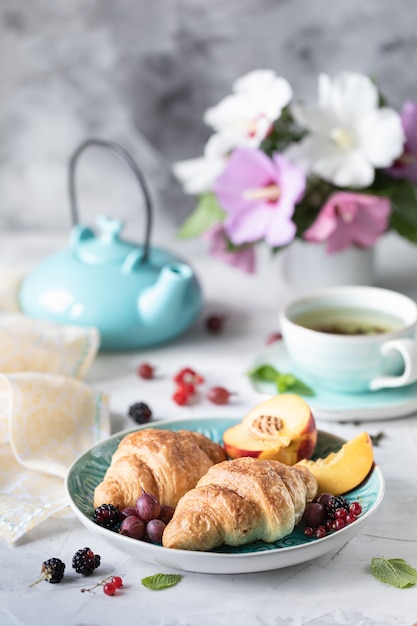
[138,263,202,334]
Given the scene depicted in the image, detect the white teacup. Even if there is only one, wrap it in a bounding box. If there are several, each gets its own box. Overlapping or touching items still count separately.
[279,286,417,394]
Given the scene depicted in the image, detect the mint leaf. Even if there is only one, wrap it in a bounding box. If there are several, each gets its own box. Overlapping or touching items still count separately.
[178,193,225,239]
[371,557,417,588]
[141,573,183,590]
[247,363,315,396]
[248,364,280,382]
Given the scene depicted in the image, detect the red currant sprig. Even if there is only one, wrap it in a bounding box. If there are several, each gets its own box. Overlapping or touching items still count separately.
[172,368,205,406]
[81,575,123,595]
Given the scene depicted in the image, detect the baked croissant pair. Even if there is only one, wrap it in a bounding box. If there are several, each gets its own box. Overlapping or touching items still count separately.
[94,428,318,552]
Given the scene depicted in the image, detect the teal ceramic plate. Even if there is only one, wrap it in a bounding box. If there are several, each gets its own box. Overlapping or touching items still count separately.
[250,341,417,422]
[66,417,384,574]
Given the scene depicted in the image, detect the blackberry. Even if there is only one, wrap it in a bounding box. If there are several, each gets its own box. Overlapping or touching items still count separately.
[321,494,350,520]
[93,503,120,530]
[30,558,65,586]
[72,548,101,576]
[128,401,152,424]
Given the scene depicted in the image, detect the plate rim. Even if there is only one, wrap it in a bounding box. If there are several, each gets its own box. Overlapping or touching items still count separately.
[65,416,385,574]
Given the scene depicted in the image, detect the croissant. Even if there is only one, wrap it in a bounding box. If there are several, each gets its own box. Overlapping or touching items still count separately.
[162,457,318,551]
[94,428,226,510]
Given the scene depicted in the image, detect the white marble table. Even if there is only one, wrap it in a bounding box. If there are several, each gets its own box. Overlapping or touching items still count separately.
[1,231,417,626]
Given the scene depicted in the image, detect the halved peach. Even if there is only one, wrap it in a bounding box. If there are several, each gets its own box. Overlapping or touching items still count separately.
[223,394,317,465]
[296,431,374,495]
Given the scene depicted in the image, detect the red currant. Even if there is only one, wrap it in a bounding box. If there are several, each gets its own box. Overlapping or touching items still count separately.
[349,501,362,516]
[111,576,123,588]
[345,513,357,525]
[304,526,314,537]
[335,507,347,519]
[103,581,117,596]
[315,525,327,538]
[206,386,232,405]
[205,314,225,334]
[137,363,154,379]
[172,386,189,406]
[173,367,197,384]
[334,517,346,531]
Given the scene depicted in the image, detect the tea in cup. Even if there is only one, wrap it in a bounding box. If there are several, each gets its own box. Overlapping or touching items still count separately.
[279,286,417,394]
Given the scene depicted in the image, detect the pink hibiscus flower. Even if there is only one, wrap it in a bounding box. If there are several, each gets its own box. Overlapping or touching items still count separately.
[213,148,306,248]
[303,192,391,254]
[202,224,256,273]
[386,100,417,183]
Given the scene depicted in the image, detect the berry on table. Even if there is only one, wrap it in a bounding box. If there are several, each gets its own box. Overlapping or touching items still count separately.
[266,332,282,345]
[29,557,66,586]
[173,367,204,385]
[93,503,121,530]
[137,363,155,379]
[111,576,123,589]
[72,548,101,576]
[206,386,233,405]
[103,581,117,596]
[128,401,153,424]
[205,314,225,334]
[81,575,123,595]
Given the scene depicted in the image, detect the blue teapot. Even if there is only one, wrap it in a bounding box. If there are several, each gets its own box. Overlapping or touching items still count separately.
[19,139,203,351]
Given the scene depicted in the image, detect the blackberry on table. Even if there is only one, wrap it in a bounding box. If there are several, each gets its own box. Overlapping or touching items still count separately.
[93,503,120,530]
[72,548,101,576]
[30,557,65,586]
[128,401,152,424]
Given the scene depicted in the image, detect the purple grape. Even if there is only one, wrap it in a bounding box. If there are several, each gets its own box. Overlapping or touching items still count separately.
[120,507,137,519]
[303,502,326,528]
[158,505,175,525]
[136,492,161,521]
[119,515,146,539]
[146,519,166,544]
[317,493,333,508]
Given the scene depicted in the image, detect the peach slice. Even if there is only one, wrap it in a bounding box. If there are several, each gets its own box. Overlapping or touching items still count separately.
[296,431,374,495]
[223,394,317,465]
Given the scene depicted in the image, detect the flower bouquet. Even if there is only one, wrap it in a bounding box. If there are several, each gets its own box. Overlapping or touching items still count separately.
[173,70,417,273]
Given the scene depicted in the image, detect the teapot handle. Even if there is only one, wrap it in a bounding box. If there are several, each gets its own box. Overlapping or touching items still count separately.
[68,138,152,262]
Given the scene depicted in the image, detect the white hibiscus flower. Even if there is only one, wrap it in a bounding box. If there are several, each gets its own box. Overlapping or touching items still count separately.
[203,69,293,148]
[286,71,405,187]
[172,133,233,194]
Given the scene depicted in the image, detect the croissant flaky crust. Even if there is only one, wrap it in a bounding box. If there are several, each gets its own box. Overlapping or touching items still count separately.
[94,428,227,510]
[162,457,318,551]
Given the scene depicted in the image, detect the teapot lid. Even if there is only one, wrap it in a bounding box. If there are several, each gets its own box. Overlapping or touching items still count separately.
[68,138,152,267]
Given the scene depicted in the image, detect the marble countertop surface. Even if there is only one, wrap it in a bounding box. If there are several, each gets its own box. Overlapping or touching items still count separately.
[1,230,417,626]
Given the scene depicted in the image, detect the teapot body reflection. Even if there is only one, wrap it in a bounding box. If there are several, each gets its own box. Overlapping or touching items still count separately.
[18,139,203,351]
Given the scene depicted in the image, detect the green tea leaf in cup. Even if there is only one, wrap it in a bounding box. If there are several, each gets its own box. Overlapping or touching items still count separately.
[371,557,417,588]
[141,573,183,590]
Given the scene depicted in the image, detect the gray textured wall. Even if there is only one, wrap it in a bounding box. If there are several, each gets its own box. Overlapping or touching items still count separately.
[1,0,417,235]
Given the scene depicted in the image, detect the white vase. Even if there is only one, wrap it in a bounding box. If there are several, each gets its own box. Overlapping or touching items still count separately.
[281,240,375,294]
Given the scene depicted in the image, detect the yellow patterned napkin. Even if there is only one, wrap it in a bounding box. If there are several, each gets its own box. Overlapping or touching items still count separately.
[0,299,110,543]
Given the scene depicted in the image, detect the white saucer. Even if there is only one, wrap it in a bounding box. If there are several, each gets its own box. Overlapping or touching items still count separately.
[249,341,417,422]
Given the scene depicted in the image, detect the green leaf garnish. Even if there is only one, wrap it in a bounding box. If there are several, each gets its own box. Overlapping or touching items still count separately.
[177,193,226,239]
[371,557,417,588]
[247,364,315,396]
[141,573,183,590]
